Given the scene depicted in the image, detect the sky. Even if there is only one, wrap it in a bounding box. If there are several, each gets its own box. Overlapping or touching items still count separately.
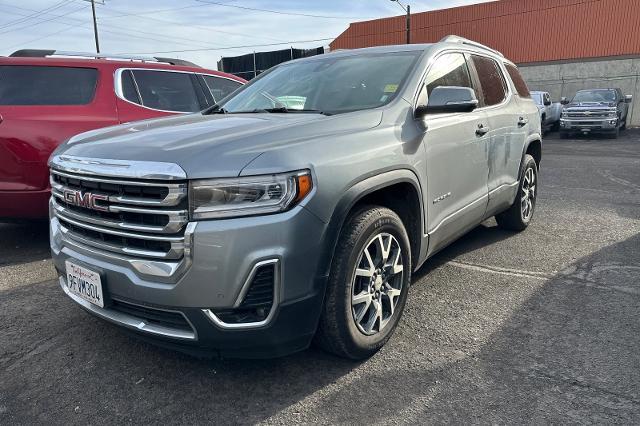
[0,0,495,70]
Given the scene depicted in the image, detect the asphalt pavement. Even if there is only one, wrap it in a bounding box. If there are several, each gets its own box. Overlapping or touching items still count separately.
[1,130,639,424]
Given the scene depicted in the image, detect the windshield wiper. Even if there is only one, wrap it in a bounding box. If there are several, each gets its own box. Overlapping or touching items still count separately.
[202,104,228,115]
[263,107,332,116]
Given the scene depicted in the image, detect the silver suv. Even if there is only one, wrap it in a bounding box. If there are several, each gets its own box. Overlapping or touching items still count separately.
[49,36,541,359]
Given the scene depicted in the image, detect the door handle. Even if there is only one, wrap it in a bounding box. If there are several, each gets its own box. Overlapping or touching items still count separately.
[476,123,490,136]
[517,116,529,127]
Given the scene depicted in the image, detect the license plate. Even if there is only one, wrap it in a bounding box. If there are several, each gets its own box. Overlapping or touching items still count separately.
[65,260,104,308]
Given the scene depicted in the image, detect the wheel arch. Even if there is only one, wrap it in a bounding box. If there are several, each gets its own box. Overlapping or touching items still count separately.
[520,136,542,180]
[316,169,425,280]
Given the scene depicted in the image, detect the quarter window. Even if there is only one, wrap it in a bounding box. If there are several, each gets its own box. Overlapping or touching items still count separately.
[121,70,141,105]
[202,75,242,101]
[0,65,97,105]
[129,70,201,112]
[505,64,530,98]
[472,55,508,106]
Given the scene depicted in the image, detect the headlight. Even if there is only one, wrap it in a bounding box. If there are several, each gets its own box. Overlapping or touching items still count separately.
[608,110,617,118]
[190,170,313,220]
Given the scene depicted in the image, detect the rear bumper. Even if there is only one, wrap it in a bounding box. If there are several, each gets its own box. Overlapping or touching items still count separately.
[0,188,50,219]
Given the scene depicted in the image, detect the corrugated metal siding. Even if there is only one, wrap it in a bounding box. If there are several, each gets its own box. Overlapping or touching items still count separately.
[330,0,640,63]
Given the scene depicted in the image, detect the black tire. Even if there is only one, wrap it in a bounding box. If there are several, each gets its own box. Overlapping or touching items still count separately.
[495,154,538,232]
[621,119,627,131]
[314,206,412,359]
[551,121,560,132]
[560,131,570,139]
[607,127,620,139]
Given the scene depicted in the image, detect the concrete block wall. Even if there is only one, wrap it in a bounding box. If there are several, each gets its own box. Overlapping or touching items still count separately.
[518,57,640,126]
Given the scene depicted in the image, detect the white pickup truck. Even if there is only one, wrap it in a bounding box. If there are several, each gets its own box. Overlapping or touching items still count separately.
[531,91,562,132]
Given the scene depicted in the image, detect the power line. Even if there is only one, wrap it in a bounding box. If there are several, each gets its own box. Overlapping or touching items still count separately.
[86,4,288,42]
[95,0,234,20]
[118,38,335,55]
[0,3,228,51]
[0,3,88,36]
[0,0,74,31]
[340,0,607,40]
[194,0,373,20]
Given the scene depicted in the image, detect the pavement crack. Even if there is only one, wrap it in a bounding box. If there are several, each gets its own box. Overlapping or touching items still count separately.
[527,367,640,407]
[447,260,553,281]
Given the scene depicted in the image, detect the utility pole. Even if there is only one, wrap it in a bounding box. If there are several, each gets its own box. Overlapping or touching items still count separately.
[90,0,100,53]
[390,0,411,44]
[406,4,411,44]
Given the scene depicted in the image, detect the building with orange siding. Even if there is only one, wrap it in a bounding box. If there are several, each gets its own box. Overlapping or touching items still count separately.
[331,0,640,64]
[331,0,640,125]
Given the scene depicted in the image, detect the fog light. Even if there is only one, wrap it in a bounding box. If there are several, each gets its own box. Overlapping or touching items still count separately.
[610,120,617,125]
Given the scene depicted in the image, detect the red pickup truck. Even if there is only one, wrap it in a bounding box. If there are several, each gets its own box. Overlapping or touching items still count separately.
[0,50,245,220]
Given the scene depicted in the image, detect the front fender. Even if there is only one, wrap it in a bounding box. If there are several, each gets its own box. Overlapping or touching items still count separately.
[314,168,425,279]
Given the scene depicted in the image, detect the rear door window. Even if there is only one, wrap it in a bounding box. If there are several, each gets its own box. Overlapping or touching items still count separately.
[202,75,242,101]
[129,70,201,112]
[471,55,508,106]
[0,65,97,105]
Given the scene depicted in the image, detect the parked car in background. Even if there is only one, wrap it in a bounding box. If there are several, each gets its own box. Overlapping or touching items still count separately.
[531,91,561,132]
[559,88,632,139]
[48,36,542,359]
[0,50,245,220]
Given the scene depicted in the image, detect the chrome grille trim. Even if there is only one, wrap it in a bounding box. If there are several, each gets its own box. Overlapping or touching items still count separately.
[49,160,191,268]
[51,193,188,234]
[58,220,184,260]
[49,155,187,180]
[50,171,187,207]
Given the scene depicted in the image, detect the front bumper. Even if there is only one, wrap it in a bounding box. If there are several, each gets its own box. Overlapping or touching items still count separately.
[560,118,618,132]
[51,205,329,358]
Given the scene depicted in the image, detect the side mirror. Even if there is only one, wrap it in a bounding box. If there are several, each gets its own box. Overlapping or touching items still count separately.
[544,99,552,106]
[625,95,633,103]
[416,86,479,116]
[560,97,569,105]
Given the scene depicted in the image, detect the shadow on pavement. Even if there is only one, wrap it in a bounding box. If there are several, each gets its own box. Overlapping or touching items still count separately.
[0,221,50,266]
[296,233,640,423]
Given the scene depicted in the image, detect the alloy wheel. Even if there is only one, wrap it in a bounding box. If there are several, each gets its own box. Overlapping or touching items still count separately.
[351,233,404,336]
[521,166,536,221]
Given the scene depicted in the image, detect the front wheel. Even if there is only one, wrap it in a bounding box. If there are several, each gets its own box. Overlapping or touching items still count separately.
[496,154,538,232]
[314,206,411,359]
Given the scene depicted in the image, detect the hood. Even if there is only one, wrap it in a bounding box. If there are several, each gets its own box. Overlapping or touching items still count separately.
[53,111,383,178]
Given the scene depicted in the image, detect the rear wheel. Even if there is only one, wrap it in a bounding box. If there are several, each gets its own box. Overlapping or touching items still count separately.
[496,154,538,232]
[314,206,411,359]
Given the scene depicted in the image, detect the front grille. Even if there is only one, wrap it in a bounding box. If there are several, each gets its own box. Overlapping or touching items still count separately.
[566,111,610,119]
[50,169,189,261]
[111,300,192,332]
[215,264,276,324]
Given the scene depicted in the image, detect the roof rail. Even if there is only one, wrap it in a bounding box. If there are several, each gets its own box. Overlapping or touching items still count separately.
[439,35,504,58]
[9,49,200,67]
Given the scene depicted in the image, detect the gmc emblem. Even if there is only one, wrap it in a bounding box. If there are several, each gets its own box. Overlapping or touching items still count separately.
[63,189,109,212]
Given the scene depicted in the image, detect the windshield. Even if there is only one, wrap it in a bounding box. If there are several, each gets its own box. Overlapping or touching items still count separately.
[219,51,421,115]
[572,89,616,103]
[531,93,543,105]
